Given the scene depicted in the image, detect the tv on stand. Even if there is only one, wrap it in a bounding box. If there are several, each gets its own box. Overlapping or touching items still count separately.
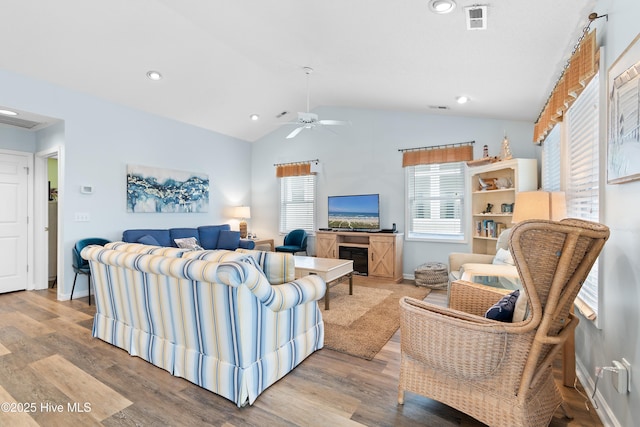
[328,194,380,231]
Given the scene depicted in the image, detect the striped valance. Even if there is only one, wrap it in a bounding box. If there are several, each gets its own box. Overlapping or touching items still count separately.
[534,29,598,144]
[400,142,474,167]
[274,159,318,177]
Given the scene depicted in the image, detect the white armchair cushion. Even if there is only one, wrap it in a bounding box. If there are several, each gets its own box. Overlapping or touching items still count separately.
[492,248,515,265]
[459,263,519,281]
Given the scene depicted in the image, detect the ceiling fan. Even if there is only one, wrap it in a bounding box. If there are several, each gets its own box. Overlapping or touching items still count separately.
[283,67,349,139]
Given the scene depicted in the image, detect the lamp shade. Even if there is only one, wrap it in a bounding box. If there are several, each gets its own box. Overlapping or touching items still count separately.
[511,191,566,223]
[235,206,251,219]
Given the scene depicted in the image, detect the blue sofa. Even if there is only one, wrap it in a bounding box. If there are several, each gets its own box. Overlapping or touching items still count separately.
[122,224,255,250]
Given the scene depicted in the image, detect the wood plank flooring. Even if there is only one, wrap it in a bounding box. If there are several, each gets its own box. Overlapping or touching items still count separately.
[0,282,603,426]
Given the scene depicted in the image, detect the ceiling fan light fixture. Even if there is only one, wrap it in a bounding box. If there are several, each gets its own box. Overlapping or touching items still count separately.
[429,0,456,14]
[456,95,470,104]
[146,70,162,81]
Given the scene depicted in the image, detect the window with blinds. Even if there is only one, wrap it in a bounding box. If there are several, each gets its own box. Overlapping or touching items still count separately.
[565,73,600,318]
[541,124,561,191]
[406,162,465,240]
[279,175,316,233]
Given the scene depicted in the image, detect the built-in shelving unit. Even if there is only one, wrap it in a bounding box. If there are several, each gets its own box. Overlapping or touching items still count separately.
[468,158,537,255]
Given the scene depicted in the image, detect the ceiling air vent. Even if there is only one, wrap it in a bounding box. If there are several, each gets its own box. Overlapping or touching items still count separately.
[0,115,42,129]
[465,5,487,30]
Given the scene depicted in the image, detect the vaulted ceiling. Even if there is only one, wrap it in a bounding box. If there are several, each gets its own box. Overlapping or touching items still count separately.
[0,0,596,141]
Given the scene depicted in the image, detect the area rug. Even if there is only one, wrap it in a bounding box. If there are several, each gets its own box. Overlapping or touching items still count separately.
[320,278,432,360]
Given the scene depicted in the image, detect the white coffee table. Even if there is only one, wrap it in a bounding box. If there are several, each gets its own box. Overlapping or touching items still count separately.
[294,256,354,310]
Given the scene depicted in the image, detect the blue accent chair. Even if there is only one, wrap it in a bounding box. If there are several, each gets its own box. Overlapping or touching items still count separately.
[275,229,308,255]
[71,238,110,305]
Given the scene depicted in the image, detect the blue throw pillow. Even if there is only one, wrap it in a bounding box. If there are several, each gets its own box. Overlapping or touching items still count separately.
[137,234,160,246]
[485,289,520,322]
[217,230,241,250]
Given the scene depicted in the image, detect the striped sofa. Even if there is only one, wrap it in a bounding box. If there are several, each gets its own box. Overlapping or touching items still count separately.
[81,242,326,407]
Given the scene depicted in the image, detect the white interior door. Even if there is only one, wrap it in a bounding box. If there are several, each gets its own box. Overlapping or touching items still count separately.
[0,153,28,293]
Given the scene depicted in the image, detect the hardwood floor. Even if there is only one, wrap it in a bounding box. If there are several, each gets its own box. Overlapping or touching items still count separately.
[0,286,603,426]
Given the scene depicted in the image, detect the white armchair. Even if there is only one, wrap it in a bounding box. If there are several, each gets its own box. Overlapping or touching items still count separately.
[448,229,518,282]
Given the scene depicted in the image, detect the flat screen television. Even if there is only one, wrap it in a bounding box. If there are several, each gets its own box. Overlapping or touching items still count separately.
[328,194,380,230]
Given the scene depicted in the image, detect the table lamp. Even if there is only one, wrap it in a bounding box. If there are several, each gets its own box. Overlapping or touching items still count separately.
[235,206,251,238]
[511,191,566,223]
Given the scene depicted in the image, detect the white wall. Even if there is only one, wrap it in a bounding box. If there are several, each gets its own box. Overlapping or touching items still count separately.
[575,0,640,425]
[0,125,36,151]
[251,106,538,273]
[0,69,251,300]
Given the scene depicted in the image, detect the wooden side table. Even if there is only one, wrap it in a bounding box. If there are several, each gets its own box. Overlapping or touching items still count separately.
[250,238,274,251]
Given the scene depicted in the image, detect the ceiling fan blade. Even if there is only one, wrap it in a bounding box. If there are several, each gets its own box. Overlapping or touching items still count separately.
[320,125,338,136]
[286,126,305,139]
[318,119,350,126]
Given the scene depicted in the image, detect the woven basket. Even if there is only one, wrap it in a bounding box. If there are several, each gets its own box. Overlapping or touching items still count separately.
[414,262,448,289]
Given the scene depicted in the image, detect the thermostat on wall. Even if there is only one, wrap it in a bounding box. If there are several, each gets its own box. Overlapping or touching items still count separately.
[80,185,93,194]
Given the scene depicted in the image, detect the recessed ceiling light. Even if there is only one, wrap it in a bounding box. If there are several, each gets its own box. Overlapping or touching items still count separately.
[146,70,162,81]
[0,109,18,116]
[429,0,456,14]
[456,96,470,104]
[249,114,260,121]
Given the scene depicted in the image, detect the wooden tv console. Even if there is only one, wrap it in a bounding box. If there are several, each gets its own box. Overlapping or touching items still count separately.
[315,230,404,282]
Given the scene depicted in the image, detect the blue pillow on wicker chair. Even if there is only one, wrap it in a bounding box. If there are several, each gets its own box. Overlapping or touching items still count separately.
[485,289,520,322]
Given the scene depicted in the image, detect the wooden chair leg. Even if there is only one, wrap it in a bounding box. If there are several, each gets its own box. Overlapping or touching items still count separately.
[560,401,574,419]
[398,389,405,405]
[88,273,92,306]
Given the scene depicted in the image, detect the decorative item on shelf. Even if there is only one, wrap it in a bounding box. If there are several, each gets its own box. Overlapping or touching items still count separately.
[478,177,497,191]
[466,156,498,167]
[483,144,489,158]
[500,134,513,160]
[495,177,513,189]
[482,203,494,214]
[235,206,251,238]
[511,191,566,223]
[501,203,514,213]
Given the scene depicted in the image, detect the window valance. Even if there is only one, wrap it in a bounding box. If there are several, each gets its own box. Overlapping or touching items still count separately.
[534,29,598,144]
[400,142,474,167]
[274,159,318,177]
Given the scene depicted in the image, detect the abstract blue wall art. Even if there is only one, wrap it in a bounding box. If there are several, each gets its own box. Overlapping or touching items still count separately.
[127,164,209,213]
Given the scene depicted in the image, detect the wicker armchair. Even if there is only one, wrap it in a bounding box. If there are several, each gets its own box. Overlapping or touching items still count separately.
[398,219,609,427]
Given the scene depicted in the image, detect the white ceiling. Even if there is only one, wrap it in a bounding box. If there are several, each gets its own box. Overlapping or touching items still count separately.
[0,0,596,142]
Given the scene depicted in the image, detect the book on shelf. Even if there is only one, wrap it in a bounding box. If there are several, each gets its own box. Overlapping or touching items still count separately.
[475,220,506,238]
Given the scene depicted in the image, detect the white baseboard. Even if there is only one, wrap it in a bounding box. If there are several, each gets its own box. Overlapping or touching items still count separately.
[575,358,621,427]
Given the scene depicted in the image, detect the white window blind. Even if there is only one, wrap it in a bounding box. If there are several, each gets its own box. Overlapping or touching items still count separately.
[541,124,561,191]
[279,175,316,233]
[406,162,465,240]
[566,73,600,317]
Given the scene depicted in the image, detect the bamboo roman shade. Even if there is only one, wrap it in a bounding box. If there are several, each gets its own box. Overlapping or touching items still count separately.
[401,143,473,167]
[275,160,316,177]
[534,29,598,144]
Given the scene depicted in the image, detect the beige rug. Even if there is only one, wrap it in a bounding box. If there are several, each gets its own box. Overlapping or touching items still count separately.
[320,277,432,360]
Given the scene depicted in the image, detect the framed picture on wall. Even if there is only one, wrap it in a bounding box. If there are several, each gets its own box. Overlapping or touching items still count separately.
[607,32,640,184]
[126,164,209,213]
